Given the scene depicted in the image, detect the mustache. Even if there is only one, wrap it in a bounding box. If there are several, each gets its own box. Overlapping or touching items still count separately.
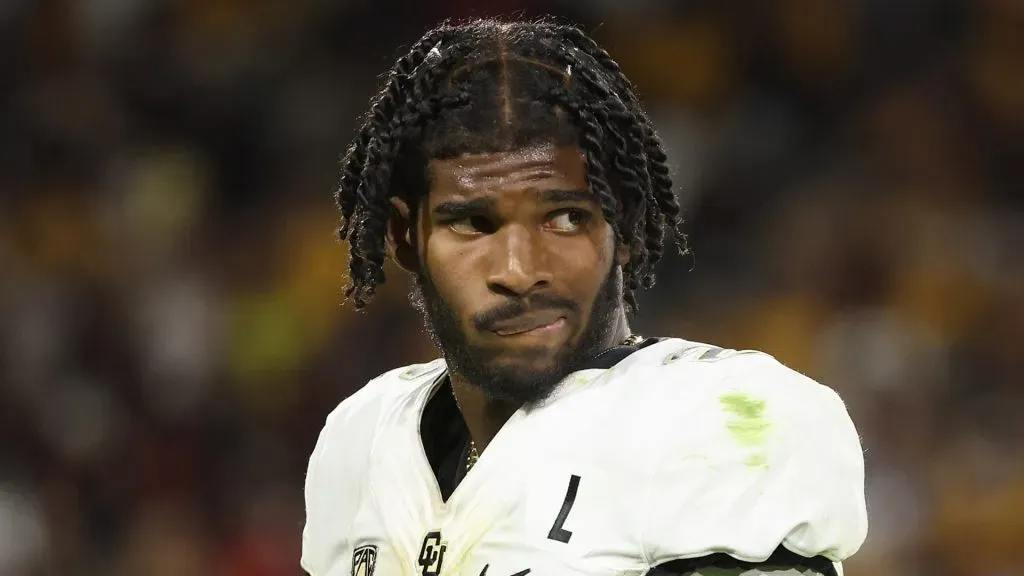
[472,294,579,332]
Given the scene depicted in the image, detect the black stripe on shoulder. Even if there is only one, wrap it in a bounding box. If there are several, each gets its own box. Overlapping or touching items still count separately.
[583,337,668,370]
[648,546,837,576]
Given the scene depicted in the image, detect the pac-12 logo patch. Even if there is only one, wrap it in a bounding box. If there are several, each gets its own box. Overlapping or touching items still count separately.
[352,544,378,576]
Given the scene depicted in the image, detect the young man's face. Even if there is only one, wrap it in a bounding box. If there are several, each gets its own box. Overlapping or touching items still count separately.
[397,143,628,407]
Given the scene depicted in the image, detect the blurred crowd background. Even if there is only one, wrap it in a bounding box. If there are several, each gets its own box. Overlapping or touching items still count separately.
[1,0,1022,575]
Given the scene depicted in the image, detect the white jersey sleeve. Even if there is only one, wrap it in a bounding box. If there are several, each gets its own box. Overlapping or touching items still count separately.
[641,349,867,570]
[300,368,397,575]
[300,408,337,576]
[300,360,446,575]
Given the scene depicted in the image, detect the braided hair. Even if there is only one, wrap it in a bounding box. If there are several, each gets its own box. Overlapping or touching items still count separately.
[336,18,687,313]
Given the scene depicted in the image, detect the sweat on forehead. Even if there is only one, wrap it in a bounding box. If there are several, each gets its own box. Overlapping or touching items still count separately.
[426,144,586,194]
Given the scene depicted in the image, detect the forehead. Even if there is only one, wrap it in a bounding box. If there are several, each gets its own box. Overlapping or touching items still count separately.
[426,144,587,200]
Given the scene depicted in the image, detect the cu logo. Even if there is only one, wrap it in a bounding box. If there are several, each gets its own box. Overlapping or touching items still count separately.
[417,531,446,576]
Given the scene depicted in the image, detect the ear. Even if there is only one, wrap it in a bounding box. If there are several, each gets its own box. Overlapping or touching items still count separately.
[615,242,631,267]
[387,197,420,273]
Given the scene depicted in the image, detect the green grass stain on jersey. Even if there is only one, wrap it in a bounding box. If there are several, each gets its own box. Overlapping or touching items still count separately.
[745,453,769,469]
[719,392,771,449]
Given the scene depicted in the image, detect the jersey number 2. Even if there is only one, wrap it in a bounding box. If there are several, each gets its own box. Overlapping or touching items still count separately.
[547,474,580,543]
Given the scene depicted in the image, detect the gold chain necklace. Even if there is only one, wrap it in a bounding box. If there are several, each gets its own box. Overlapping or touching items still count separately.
[464,334,642,472]
[466,441,481,471]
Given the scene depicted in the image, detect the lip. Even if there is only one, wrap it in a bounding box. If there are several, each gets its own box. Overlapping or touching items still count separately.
[490,312,568,336]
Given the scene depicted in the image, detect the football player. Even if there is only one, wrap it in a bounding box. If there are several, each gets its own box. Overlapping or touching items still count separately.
[302,18,867,576]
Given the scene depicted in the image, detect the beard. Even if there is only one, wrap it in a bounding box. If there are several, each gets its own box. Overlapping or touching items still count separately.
[409,261,624,409]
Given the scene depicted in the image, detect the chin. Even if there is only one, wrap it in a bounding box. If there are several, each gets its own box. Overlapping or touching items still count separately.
[492,346,565,373]
[470,354,573,408]
[494,359,560,379]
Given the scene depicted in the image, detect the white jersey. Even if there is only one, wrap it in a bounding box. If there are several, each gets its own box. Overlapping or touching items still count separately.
[301,339,867,576]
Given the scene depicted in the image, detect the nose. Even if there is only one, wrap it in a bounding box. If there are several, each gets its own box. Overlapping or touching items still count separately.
[486,224,553,297]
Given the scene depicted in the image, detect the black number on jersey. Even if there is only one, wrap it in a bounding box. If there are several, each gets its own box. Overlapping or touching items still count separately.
[418,531,446,576]
[547,474,580,543]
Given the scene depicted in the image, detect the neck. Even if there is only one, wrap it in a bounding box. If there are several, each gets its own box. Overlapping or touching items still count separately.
[450,315,631,453]
[448,374,516,452]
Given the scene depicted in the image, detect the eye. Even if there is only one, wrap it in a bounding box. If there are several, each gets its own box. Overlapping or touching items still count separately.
[448,215,496,235]
[546,209,591,233]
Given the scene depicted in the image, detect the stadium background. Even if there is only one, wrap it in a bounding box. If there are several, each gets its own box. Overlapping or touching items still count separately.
[1,0,1022,574]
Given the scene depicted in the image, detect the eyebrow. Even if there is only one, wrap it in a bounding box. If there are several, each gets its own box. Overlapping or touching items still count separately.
[433,196,495,218]
[432,188,593,218]
[537,188,593,204]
